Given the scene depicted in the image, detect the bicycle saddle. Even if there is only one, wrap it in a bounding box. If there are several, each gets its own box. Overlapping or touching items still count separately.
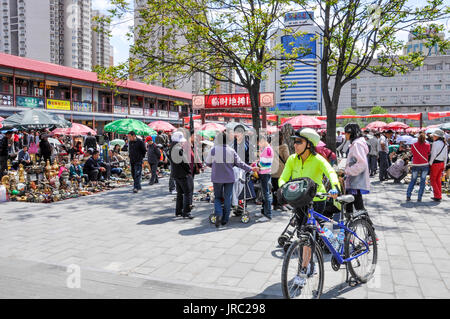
[336,195,355,203]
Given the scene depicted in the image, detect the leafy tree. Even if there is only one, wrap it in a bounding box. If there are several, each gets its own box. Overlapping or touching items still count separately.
[339,107,363,127]
[294,0,449,151]
[368,105,393,124]
[95,0,449,149]
[93,0,316,136]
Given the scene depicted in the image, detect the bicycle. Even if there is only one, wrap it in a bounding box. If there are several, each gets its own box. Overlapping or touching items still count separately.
[281,193,378,299]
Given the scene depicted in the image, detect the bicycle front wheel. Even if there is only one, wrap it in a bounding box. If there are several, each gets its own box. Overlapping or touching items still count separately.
[345,218,378,283]
[281,239,324,299]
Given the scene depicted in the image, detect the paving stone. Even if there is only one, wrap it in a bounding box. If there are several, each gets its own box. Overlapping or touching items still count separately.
[418,278,450,298]
[391,269,419,287]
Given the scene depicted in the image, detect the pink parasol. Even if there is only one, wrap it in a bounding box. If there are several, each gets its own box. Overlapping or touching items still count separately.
[266,125,278,134]
[384,121,409,131]
[405,127,421,134]
[51,123,96,136]
[148,120,176,132]
[366,121,387,131]
[282,115,326,129]
[198,122,226,132]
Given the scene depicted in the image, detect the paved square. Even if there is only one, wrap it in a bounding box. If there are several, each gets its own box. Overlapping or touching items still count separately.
[0,172,449,298]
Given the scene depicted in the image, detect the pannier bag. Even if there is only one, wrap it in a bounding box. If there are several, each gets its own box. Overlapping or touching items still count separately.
[279,177,318,208]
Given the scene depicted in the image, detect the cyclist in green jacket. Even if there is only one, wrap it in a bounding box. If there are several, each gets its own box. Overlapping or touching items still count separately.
[279,128,341,217]
[278,128,341,287]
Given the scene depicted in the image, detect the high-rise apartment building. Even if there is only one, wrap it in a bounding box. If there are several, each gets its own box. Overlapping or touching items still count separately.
[133,0,235,95]
[91,9,111,68]
[264,11,323,115]
[0,0,110,71]
[0,0,51,61]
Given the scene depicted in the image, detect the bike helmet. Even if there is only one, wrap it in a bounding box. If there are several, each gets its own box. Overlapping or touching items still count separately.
[344,123,362,142]
[291,128,321,147]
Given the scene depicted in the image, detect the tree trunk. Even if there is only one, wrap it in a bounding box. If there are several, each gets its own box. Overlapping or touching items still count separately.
[325,86,341,153]
[248,83,261,137]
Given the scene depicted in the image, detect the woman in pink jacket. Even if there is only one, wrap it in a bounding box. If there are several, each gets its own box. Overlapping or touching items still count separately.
[344,123,371,215]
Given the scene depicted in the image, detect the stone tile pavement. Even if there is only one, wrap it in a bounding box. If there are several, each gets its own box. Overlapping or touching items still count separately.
[0,171,449,298]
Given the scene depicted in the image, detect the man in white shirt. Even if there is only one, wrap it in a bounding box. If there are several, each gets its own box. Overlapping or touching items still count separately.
[378,130,393,182]
[367,131,379,177]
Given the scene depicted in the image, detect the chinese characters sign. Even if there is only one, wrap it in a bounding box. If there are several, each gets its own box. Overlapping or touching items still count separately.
[192,93,274,110]
[47,99,71,110]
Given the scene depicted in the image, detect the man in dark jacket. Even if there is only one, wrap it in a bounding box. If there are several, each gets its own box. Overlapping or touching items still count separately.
[0,131,13,178]
[169,131,194,219]
[128,131,147,193]
[84,132,98,151]
[147,136,160,185]
[39,135,53,164]
[83,150,106,184]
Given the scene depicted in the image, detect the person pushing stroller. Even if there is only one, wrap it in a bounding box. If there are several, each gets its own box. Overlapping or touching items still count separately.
[205,132,259,228]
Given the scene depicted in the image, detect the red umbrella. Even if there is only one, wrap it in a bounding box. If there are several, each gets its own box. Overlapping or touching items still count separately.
[185,120,201,130]
[282,115,326,129]
[384,121,409,131]
[266,125,278,134]
[425,124,440,131]
[51,123,96,136]
[198,122,226,132]
[405,127,421,134]
[148,120,176,132]
[366,121,387,131]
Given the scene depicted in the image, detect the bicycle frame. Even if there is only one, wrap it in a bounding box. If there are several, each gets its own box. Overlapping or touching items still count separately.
[305,207,370,265]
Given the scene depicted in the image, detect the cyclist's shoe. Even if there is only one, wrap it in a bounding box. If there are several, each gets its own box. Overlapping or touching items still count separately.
[293,268,308,288]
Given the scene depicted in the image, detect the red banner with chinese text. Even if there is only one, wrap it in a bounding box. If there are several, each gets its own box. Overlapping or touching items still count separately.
[192,93,274,109]
[316,113,422,121]
[428,111,450,120]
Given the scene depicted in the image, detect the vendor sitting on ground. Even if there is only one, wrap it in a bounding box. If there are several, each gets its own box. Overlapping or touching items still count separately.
[83,150,106,184]
[69,158,88,185]
[105,150,123,177]
[387,153,410,184]
[12,145,32,170]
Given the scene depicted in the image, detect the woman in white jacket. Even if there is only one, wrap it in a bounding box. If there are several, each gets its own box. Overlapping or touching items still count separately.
[429,129,448,202]
[344,123,371,214]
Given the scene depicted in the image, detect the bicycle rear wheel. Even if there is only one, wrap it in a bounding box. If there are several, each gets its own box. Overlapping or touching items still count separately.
[281,239,324,299]
[344,218,378,283]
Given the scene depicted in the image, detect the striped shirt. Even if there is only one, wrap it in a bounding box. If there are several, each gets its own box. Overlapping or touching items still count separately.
[258,145,274,175]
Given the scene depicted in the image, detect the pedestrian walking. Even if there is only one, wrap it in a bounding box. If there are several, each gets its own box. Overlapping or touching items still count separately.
[127,131,147,193]
[205,132,258,228]
[84,132,98,151]
[170,131,194,219]
[146,136,160,185]
[343,123,370,214]
[39,135,53,164]
[378,130,393,182]
[271,133,290,211]
[406,133,430,202]
[429,129,448,202]
[0,131,13,179]
[254,135,274,222]
[367,132,379,176]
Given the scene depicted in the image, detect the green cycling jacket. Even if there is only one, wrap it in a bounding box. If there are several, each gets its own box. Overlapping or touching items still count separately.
[278,153,341,202]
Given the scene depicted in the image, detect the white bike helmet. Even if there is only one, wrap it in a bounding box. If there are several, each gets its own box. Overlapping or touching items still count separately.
[291,128,321,147]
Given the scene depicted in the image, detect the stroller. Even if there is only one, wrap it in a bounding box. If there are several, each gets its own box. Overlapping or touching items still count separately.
[209,171,256,224]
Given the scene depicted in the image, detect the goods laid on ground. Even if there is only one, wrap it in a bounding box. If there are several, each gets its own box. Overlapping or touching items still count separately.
[0,158,133,203]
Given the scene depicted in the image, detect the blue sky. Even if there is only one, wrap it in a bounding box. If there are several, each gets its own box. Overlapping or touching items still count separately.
[93,0,450,66]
